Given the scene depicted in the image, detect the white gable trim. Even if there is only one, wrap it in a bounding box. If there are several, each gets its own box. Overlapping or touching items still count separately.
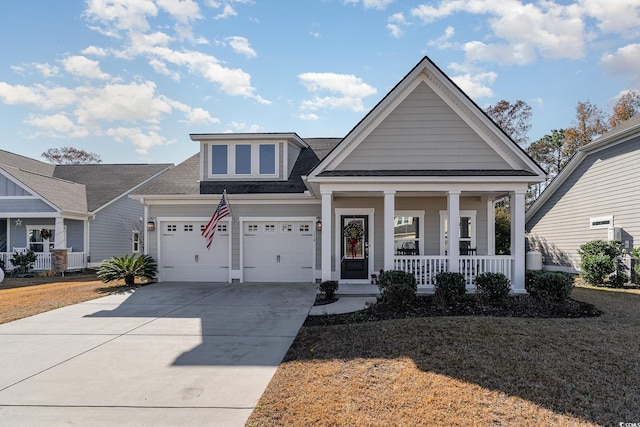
[309,57,545,180]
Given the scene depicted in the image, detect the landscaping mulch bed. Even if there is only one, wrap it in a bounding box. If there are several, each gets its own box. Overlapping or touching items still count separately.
[305,294,602,327]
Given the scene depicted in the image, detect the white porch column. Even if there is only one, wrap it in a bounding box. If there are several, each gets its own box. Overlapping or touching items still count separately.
[321,190,333,282]
[54,217,66,249]
[383,190,396,271]
[448,191,460,273]
[486,198,495,256]
[510,191,526,292]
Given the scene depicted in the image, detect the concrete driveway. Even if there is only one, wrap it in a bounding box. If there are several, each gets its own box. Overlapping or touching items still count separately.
[0,281,317,426]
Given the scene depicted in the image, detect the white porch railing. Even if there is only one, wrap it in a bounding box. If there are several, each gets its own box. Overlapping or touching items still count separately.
[0,252,86,273]
[393,255,514,287]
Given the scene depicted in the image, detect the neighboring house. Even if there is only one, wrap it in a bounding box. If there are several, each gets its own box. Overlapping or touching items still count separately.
[0,150,172,272]
[132,56,546,292]
[526,114,640,273]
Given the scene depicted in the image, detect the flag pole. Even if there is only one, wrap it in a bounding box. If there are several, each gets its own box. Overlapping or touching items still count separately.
[223,189,233,217]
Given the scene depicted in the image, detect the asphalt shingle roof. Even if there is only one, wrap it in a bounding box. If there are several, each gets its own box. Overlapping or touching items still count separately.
[54,163,172,211]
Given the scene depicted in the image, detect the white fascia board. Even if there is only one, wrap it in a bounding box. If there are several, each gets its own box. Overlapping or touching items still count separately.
[136,193,320,205]
[190,132,309,148]
[308,174,544,185]
[318,182,530,193]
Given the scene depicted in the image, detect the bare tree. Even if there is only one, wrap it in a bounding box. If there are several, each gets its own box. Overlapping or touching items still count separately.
[563,100,609,155]
[42,147,102,165]
[609,91,640,128]
[485,100,532,145]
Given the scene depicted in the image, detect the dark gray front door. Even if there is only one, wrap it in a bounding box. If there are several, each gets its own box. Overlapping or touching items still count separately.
[340,215,368,280]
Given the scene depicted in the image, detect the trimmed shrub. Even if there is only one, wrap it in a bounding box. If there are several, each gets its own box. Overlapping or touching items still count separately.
[97,254,157,286]
[632,247,640,284]
[381,282,416,310]
[578,240,622,285]
[475,272,511,302]
[319,280,339,299]
[10,250,38,275]
[525,270,574,302]
[377,270,417,310]
[434,272,466,304]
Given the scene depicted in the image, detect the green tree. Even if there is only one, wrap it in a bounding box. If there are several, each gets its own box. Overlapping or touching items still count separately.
[97,254,157,286]
[485,99,532,145]
[495,206,511,255]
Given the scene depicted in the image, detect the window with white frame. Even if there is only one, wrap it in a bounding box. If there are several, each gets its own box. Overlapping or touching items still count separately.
[440,210,477,255]
[209,142,278,177]
[590,215,613,229]
[132,231,140,253]
[26,226,56,253]
[394,211,424,256]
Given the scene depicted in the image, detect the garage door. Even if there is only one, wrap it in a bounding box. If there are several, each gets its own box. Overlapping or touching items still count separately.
[161,220,229,282]
[243,221,314,282]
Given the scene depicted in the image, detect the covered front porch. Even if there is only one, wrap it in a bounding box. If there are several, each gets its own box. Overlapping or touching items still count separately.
[318,185,527,293]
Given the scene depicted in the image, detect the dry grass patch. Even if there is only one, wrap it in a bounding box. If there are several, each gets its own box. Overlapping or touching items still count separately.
[248,287,640,426]
[0,275,143,324]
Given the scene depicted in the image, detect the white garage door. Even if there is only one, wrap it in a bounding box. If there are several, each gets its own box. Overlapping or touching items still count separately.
[161,220,229,282]
[243,221,314,282]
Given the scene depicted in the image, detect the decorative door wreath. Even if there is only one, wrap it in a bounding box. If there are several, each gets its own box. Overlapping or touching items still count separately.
[343,220,364,258]
[40,229,50,240]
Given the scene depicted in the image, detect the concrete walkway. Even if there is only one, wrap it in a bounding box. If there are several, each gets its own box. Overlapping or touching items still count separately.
[0,281,317,426]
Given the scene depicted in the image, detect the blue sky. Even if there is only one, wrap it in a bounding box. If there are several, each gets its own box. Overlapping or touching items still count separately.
[1,0,639,165]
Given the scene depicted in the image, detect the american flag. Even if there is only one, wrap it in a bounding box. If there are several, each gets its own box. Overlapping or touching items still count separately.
[202,191,231,249]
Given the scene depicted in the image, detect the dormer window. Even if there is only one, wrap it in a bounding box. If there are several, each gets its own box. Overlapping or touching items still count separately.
[208,142,278,178]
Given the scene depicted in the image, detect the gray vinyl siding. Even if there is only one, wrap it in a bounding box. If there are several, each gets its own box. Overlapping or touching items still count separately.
[65,219,84,252]
[527,136,640,270]
[335,82,511,171]
[0,198,56,213]
[287,143,301,178]
[0,175,31,196]
[89,197,145,264]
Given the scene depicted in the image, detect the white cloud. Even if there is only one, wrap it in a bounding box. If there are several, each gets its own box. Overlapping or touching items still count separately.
[601,43,640,85]
[0,83,77,110]
[411,0,587,65]
[387,13,407,38]
[74,81,173,125]
[214,4,237,19]
[24,113,90,138]
[427,25,456,49]
[106,126,175,154]
[184,107,220,125]
[156,0,201,23]
[297,113,319,120]
[63,56,111,80]
[298,72,377,112]
[451,71,497,99]
[84,0,158,35]
[344,0,394,9]
[226,36,257,58]
[81,46,108,57]
[580,0,640,36]
[225,121,262,132]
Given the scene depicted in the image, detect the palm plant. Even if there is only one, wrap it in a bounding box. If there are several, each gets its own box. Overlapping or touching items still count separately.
[97,254,157,286]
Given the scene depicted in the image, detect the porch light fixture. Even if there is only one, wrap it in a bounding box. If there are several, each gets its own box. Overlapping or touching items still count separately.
[146,218,156,232]
[316,220,322,232]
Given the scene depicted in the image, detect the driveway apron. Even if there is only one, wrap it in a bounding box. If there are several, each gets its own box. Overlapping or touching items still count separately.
[0,281,317,426]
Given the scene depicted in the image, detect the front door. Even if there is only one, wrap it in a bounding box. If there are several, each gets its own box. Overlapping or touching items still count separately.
[340,215,368,279]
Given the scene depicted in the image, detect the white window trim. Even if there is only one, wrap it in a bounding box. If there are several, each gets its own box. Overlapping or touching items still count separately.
[132,231,140,253]
[439,210,476,255]
[208,142,279,178]
[394,210,424,256]
[25,225,63,253]
[590,215,614,230]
